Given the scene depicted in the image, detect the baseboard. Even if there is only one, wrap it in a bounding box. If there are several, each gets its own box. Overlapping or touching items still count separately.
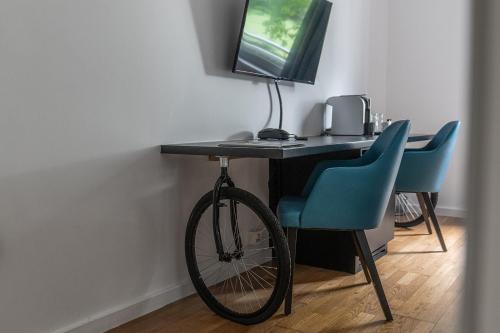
[435,205,467,219]
[54,280,195,333]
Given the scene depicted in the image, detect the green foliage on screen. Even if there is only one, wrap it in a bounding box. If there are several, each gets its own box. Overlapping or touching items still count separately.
[246,0,312,49]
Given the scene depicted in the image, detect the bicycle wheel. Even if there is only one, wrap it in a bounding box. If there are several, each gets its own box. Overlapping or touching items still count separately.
[185,187,290,325]
[395,192,439,228]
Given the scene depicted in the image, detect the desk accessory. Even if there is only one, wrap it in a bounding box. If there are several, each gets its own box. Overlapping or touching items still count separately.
[324,95,372,136]
[258,127,291,140]
[257,81,291,140]
[218,140,305,149]
[366,122,376,136]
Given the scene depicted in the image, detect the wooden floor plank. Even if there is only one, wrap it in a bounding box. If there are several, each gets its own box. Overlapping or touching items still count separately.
[431,292,463,333]
[109,217,464,333]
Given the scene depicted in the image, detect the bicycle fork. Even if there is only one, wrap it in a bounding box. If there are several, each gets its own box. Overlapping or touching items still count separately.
[212,157,243,261]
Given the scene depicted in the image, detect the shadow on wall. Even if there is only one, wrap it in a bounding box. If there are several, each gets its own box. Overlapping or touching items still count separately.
[188,0,276,131]
[188,0,246,79]
[301,103,327,136]
[227,131,254,140]
[187,0,299,83]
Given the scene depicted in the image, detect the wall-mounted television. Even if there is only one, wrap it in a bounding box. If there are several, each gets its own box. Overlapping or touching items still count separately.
[232,0,332,85]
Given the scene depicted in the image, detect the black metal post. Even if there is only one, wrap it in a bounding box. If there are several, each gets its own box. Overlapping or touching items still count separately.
[212,157,242,259]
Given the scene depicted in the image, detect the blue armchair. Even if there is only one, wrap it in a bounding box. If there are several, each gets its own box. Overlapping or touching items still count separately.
[278,120,411,321]
[396,121,461,251]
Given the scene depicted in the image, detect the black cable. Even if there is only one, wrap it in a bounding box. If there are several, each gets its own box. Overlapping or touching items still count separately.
[274,80,283,130]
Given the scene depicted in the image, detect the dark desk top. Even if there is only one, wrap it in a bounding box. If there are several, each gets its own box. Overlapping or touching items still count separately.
[161,134,433,160]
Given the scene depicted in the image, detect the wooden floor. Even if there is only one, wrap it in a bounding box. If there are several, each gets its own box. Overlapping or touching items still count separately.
[110,217,465,333]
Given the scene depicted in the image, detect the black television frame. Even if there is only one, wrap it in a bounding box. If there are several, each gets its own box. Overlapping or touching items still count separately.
[232,0,332,85]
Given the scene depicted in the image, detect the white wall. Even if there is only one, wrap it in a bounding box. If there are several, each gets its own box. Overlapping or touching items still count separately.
[386,0,471,216]
[0,1,387,332]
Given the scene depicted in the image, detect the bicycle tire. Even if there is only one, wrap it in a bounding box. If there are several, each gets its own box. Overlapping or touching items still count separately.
[185,187,290,325]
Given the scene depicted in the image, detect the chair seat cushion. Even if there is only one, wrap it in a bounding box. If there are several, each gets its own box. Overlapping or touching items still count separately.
[277,196,307,228]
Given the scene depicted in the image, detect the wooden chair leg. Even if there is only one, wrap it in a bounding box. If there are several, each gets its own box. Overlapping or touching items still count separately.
[351,232,372,284]
[354,231,393,321]
[422,192,448,252]
[417,192,433,234]
[285,228,298,315]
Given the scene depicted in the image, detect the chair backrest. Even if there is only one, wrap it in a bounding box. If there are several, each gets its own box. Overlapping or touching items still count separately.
[424,122,461,192]
[396,121,460,193]
[301,120,410,230]
[361,120,411,165]
[423,121,461,152]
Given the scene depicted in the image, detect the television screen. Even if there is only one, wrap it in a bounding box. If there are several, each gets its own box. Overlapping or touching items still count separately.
[232,0,332,84]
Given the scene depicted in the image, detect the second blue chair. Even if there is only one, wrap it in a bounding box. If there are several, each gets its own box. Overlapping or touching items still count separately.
[277,120,411,321]
[396,121,461,252]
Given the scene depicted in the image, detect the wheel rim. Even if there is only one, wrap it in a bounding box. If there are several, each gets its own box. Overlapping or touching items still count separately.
[395,193,423,225]
[395,192,439,228]
[190,196,282,317]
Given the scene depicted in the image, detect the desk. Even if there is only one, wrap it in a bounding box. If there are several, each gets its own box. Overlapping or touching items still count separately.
[162,134,433,273]
[161,134,433,159]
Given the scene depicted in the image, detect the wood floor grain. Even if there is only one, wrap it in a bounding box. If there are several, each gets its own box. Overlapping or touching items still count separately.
[109,217,464,333]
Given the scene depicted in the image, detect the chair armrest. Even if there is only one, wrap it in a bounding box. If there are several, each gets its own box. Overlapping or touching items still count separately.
[400,149,441,172]
[301,163,393,230]
[397,149,448,193]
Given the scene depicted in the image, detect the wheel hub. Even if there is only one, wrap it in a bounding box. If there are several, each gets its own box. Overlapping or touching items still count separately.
[219,250,244,262]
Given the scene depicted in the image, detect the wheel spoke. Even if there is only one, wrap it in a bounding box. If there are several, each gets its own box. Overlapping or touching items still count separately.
[244,249,275,260]
[244,262,274,288]
[245,247,273,253]
[238,260,263,309]
[396,193,428,226]
[244,258,277,279]
[218,265,229,298]
[200,263,222,278]
[243,263,270,291]
[243,262,278,270]
[195,253,218,258]
[232,261,251,313]
[227,269,238,311]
